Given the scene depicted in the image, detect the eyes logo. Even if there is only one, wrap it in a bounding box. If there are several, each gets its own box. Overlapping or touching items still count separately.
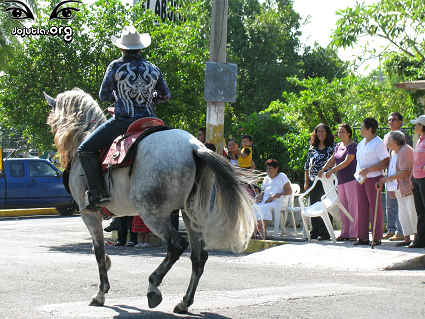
[1,0,82,43]
[49,0,81,20]
[2,0,34,20]
[1,0,82,20]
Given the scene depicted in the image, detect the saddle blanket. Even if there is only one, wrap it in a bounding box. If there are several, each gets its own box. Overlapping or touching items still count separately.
[100,117,165,170]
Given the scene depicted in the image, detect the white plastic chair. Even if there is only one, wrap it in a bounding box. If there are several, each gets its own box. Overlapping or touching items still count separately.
[299,174,354,243]
[280,184,301,235]
[272,184,301,237]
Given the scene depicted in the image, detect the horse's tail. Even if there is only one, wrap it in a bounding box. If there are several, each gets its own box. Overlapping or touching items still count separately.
[184,147,256,253]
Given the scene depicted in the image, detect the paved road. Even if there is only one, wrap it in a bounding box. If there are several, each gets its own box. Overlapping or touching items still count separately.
[1,215,425,318]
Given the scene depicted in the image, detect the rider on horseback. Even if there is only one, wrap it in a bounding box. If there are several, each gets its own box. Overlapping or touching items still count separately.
[77,26,171,211]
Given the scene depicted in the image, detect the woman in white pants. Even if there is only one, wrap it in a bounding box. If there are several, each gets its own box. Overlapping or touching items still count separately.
[254,159,292,238]
[377,131,417,246]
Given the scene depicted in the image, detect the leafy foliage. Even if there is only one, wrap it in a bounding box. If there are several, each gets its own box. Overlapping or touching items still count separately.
[0,0,38,71]
[329,0,425,119]
[330,0,425,69]
[0,0,209,148]
[231,73,414,176]
[227,0,302,117]
[277,75,414,130]
[301,43,349,82]
[1,0,416,181]
[228,105,310,175]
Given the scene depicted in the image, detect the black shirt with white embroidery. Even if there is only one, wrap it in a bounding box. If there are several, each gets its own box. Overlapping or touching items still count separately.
[304,143,337,181]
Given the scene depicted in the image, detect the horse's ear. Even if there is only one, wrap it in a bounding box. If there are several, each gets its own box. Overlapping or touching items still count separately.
[43,92,56,108]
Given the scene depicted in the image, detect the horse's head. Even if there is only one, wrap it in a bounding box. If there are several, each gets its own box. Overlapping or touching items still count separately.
[45,88,106,167]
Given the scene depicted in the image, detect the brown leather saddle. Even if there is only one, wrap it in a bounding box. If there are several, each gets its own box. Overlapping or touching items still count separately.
[99,117,171,172]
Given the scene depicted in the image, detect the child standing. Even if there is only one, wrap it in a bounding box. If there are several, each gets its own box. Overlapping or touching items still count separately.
[237,134,254,169]
[132,215,151,247]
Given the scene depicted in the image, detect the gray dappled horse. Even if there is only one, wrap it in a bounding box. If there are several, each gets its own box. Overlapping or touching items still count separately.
[45,88,256,313]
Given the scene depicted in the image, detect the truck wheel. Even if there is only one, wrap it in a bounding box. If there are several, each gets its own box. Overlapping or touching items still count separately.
[56,206,77,216]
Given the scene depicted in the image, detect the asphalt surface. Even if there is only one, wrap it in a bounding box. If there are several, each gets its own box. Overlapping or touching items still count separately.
[1,213,425,318]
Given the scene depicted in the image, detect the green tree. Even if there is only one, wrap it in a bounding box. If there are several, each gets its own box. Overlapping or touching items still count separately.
[0,0,38,71]
[227,0,303,117]
[276,75,414,131]
[227,104,311,175]
[330,0,425,69]
[149,1,209,131]
[0,0,209,149]
[301,43,349,82]
[232,73,414,175]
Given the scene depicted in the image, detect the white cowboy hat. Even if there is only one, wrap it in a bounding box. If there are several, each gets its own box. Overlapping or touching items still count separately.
[111,26,151,50]
[410,115,425,126]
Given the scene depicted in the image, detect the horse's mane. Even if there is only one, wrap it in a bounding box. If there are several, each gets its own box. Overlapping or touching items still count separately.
[47,88,106,168]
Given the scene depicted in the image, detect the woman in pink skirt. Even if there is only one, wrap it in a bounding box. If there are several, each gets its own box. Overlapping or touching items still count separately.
[319,124,359,241]
[354,117,390,246]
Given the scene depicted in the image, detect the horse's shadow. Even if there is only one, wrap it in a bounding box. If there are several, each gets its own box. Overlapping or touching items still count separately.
[105,304,232,318]
[46,242,243,258]
[45,242,169,257]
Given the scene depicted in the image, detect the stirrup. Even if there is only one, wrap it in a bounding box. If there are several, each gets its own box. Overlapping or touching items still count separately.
[85,190,112,211]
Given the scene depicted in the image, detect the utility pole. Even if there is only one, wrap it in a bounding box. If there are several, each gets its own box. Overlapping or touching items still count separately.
[205,0,228,154]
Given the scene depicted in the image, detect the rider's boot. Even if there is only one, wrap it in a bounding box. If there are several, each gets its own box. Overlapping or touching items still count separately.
[79,152,111,210]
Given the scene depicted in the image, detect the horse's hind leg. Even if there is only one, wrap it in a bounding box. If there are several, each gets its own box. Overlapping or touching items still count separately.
[173,211,208,314]
[81,212,110,306]
[147,221,188,309]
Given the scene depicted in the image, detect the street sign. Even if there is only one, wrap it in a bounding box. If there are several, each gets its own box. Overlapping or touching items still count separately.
[134,0,182,22]
[204,62,237,103]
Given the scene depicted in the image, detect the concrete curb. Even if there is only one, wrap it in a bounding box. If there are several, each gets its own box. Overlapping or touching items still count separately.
[385,254,425,270]
[0,208,58,217]
[108,231,285,253]
[244,239,286,253]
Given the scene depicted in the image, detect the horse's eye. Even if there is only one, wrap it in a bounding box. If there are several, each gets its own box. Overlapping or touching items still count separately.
[1,0,35,20]
[49,0,81,20]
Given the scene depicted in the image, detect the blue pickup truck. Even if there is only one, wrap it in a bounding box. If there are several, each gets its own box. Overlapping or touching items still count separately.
[0,158,76,215]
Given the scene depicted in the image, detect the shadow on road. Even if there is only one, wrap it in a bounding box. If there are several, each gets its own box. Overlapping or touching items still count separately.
[103,304,232,318]
[46,242,244,258]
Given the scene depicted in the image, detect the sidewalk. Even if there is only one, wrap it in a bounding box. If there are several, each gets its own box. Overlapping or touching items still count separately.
[177,221,425,270]
[243,224,425,270]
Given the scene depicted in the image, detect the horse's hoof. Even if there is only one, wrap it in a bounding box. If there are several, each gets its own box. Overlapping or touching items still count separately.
[173,301,188,314]
[89,296,104,306]
[147,291,162,308]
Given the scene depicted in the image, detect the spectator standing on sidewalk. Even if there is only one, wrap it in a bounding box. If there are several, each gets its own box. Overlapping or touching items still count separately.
[383,112,413,241]
[409,115,425,248]
[354,117,390,246]
[378,131,417,246]
[304,123,337,241]
[115,216,138,246]
[133,215,151,248]
[319,124,358,241]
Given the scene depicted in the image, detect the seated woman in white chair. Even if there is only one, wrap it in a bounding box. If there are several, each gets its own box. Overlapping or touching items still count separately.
[254,159,292,239]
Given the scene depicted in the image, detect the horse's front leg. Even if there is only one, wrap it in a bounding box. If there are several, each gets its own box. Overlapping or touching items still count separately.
[173,212,208,314]
[147,223,188,309]
[81,211,110,306]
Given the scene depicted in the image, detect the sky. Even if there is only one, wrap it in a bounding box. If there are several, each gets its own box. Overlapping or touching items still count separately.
[292,0,382,75]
